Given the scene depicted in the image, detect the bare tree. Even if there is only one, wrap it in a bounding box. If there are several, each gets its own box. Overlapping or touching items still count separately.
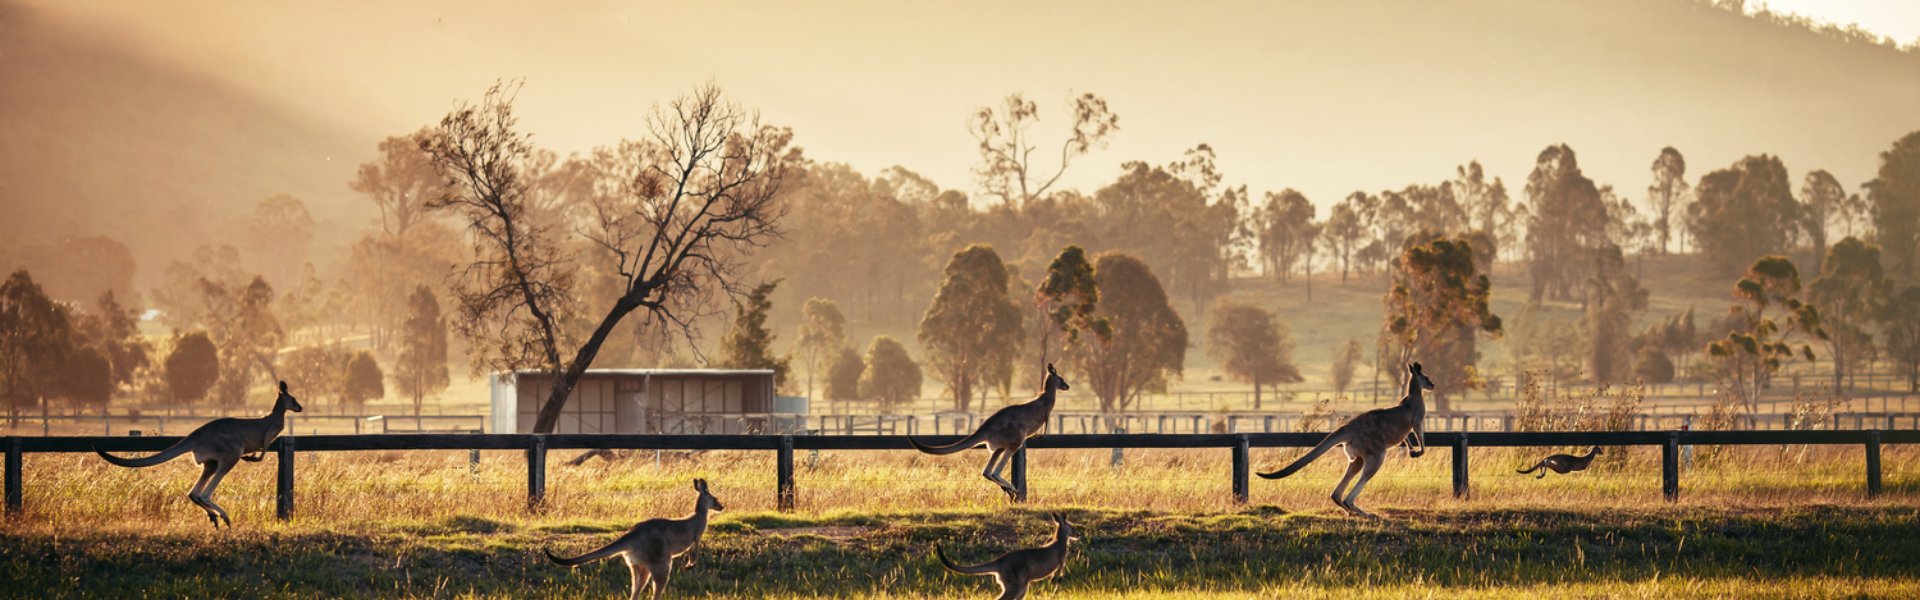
[421,81,580,410]
[969,92,1118,208]
[423,82,795,433]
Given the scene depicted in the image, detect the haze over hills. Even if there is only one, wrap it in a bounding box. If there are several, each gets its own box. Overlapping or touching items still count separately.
[2,0,1918,304]
[0,2,372,294]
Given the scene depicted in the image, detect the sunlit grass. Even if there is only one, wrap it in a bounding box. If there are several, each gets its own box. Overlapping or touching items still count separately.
[12,444,1917,531]
[5,446,1918,598]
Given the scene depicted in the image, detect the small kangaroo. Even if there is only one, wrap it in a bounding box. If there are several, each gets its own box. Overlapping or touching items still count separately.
[546,478,725,600]
[1258,362,1434,517]
[910,364,1070,500]
[94,380,302,528]
[1518,446,1603,479]
[935,513,1078,600]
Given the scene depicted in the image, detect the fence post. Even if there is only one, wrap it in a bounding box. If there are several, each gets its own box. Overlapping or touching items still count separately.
[469,429,482,472]
[1011,447,1028,502]
[5,437,21,515]
[1662,431,1680,503]
[1451,433,1470,499]
[275,437,295,520]
[777,435,796,512]
[527,435,547,510]
[1231,434,1250,504]
[1867,430,1883,498]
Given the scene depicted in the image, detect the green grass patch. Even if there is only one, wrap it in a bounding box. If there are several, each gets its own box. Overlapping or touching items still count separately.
[5,505,1918,598]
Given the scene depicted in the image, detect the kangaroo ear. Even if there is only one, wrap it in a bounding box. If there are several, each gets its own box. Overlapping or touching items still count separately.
[279,381,288,393]
[1047,363,1056,374]
[693,478,706,491]
[1410,362,1423,373]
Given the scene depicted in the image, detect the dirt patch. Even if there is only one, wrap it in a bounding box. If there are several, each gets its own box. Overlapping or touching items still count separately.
[759,525,875,541]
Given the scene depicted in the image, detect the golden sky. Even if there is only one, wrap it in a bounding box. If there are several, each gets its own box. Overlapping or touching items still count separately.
[22,0,1920,211]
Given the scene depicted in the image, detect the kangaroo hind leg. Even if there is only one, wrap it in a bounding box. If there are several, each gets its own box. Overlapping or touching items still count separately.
[995,574,1030,600]
[1329,457,1363,511]
[188,461,220,527]
[983,448,1017,498]
[1342,452,1385,517]
[200,459,238,528]
[646,561,672,600]
[623,560,652,600]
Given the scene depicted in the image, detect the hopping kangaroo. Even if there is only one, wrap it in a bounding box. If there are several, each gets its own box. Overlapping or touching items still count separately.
[935,513,1078,600]
[910,364,1070,500]
[546,478,724,600]
[1518,446,1603,479]
[94,381,302,528]
[1258,363,1434,517]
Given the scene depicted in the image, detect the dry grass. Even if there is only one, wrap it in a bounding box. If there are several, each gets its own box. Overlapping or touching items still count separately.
[5,446,1920,598]
[9,444,1915,533]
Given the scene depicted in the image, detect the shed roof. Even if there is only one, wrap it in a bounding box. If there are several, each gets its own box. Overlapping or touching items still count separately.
[501,369,776,378]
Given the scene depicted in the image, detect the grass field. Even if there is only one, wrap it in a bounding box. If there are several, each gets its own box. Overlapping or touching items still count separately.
[5,446,1920,598]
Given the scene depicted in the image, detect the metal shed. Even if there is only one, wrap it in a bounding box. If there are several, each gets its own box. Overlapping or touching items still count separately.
[489,369,805,434]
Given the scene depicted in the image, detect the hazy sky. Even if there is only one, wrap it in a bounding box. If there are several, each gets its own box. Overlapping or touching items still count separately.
[1764,0,1920,42]
[21,0,1920,212]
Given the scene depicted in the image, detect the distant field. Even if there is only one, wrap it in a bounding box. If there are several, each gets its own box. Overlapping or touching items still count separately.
[4,447,1919,598]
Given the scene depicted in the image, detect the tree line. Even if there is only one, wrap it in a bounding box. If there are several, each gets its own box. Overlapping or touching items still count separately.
[0,267,451,418]
[8,81,1920,427]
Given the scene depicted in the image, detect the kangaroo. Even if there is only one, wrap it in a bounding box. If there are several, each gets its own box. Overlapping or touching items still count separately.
[546,478,725,600]
[935,513,1078,600]
[94,380,302,528]
[1518,446,1603,479]
[910,364,1069,500]
[1258,362,1434,517]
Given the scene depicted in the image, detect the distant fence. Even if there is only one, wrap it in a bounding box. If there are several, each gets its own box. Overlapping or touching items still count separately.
[14,408,1920,439]
[790,410,1920,437]
[1005,380,1920,413]
[5,430,1914,520]
[2,413,489,436]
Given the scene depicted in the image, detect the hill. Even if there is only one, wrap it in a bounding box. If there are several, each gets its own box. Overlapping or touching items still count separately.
[0,2,373,294]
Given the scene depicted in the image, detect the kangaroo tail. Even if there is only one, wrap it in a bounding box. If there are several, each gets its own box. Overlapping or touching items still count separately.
[935,546,996,574]
[545,541,624,567]
[1257,430,1350,479]
[94,439,192,468]
[1517,462,1544,475]
[909,429,990,456]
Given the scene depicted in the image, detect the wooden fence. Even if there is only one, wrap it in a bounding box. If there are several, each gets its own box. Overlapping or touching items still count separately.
[4,430,1915,519]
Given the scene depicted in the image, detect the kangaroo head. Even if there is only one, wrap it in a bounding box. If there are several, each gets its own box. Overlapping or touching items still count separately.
[1051,512,1080,542]
[1045,363,1071,392]
[1591,446,1604,456]
[277,381,303,413]
[693,478,724,512]
[1408,363,1435,391]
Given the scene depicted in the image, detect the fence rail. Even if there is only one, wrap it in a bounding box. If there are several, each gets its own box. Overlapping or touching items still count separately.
[3,414,490,437]
[5,430,1914,519]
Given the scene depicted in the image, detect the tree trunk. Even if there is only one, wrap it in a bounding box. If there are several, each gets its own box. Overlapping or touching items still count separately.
[1305,262,1313,303]
[1370,360,1382,404]
[952,372,972,413]
[531,299,641,433]
[1832,345,1845,393]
